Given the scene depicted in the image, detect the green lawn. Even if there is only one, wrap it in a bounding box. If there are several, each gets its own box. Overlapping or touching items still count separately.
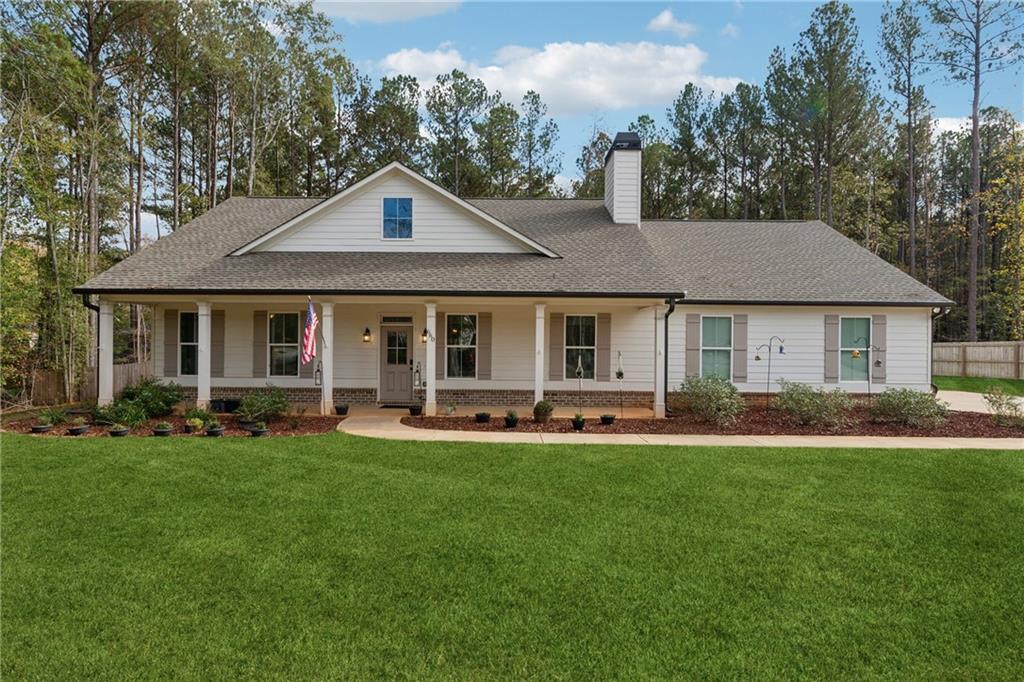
[3,434,1023,679]
[934,375,1024,396]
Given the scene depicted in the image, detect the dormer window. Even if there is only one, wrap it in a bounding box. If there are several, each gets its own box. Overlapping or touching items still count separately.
[382,197,413,239]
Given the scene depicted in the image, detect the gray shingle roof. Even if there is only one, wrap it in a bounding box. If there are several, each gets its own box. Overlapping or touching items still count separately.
[76,196,950,306]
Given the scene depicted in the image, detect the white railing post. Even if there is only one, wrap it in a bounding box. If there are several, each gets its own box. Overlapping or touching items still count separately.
[196,301,211,408]
[98,300,114,406]
[425,303,437,416]
[320,302,334,415]
[654,305,666,418]
[534,303,546,405]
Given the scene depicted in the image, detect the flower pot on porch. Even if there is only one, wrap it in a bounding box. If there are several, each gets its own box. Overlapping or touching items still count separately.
[571,417,585,431]
[205,426,225,437]
[152,426,173,437]
[600,415,615,426]
[475,412,491,423]
[66,425,89,436]
[335,404,349,416]
[408,405,423,417]
[31,424,53,434]
[109,427,130,437]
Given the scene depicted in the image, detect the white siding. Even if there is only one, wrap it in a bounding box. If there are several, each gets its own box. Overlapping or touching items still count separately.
[603,149,641,225]
[261,175,531,253]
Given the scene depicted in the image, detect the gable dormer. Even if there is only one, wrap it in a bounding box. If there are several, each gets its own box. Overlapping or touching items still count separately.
[232,163,557,256]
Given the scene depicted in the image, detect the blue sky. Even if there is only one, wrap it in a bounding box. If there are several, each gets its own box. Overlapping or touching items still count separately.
[324,1,1022,186]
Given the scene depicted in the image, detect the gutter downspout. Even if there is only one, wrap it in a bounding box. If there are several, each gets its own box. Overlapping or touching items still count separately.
[663,293,687,415]
[81,293,101,401]
[929,305,950,394]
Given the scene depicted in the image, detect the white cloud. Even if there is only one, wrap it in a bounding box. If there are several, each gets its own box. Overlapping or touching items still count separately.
[380,41,741,116]
[647,9,697,39]
[720,23,740,38]
[314,1,459,24]
[934,116,970,134]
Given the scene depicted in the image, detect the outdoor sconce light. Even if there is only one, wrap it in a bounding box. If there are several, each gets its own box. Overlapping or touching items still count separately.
[314,361,323,387]
[421,328,429,343]
[362,327,371,343]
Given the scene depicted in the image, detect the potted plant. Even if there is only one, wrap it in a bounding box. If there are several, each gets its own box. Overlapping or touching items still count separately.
[571,413,586,431]
[152,421,174,437]
[66,417,90,436]
[533,400,554,424]
[409,404,423,417]
[250,421,269,437]
[205,420,225,437]
[443,402,457,415]
[600,414,616,426]
[31,420,53,434]
[109,423,130,437]
[184,417,204,434]
[504,410,519,428]
[475,412,491,423]
[335,403,349,416]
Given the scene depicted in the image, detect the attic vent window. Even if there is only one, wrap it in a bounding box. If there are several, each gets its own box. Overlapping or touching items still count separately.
[382,197,413,239]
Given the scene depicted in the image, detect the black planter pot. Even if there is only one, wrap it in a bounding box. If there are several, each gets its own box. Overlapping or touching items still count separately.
[66,425,89,436]
[31,424,53,434]
[152,427,173,437]
[335,404,349,416]
[571,419,585,431]
[250,428,269,437]
[409,405,423,416]
[205,426,225,437]
[504,417,519,428]
[109,428,130,437]
[475,413,491,423]
[600,415,616,426]
[183,424,197,434]
[236,420,258,431]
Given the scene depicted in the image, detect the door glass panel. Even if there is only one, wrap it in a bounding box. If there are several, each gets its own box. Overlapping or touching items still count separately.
[387,330,408,365]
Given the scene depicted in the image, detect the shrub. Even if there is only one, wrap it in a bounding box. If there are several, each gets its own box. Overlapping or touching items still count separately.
[183,407,215,426]
[185,417,205,430]
[870,388,948,428]
[237,388,289,423]
[118,377,183,417]
[37,407,67,425]
[983,388,1024,428]
[680,376,745,427]
[774,380,853,429]
[93,400,149,427]
[70,416,87,426]
[154,421,172,430]
[206,419,221,430]
[533,400,554,419]
[504,410,519,428]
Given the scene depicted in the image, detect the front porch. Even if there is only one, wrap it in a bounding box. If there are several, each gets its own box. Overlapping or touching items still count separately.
[94,296,670,417]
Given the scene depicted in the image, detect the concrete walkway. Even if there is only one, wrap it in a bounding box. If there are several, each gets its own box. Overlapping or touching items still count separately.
[936,389,1020,414]
[338,413,1023,450]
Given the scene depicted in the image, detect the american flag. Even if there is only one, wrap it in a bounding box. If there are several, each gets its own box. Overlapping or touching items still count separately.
[301,300,319,365]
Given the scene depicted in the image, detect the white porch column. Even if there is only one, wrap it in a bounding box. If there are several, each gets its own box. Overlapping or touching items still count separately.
[97,300,114,406]
[320,302,334,415]
[425,303,437,416]
[654,305,667,418]
[196,301,211,408]
[534,303,546,405]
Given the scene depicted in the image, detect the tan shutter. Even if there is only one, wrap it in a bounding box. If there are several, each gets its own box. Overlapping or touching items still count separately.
[163,309,179,377]
[732,314,748,383]
[211,309,225,378]
[872,315,887,384]
[436,312,445,380]
[477,312,492,380]
[685,313,700,378]
[252,311,267,378]
[549,313,564,380]
[824,314,840,383]
[596,313,611,381]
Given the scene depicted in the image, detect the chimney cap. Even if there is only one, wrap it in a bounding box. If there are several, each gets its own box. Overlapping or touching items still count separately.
[604,131,642,164]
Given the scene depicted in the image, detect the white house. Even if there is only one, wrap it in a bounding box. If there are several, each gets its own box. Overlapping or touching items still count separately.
[76,132,950,417]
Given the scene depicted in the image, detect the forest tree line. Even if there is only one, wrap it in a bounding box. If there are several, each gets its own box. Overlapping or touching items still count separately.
[1,0,1021,402]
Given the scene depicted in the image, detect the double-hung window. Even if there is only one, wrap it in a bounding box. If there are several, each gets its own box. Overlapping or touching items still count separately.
[179,312,198,376]
[564,315,596,379]
[446,314,477,378]
[382,197,413,239]
[701,316,732,380]
[269,312,300,377]
[840,317,870,381]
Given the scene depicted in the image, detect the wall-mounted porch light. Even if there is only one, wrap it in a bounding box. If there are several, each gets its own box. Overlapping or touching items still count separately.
[362,327,372,343]
[421,328,429,343]
[314,361,323,387]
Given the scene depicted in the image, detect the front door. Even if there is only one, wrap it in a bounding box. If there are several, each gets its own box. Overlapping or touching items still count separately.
[379,325,413,403]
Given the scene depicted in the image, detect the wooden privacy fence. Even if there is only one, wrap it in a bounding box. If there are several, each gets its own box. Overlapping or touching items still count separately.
[79,361,153,402]
[932,341,1024,379]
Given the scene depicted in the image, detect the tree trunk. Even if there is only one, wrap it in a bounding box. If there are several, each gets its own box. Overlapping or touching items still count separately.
[967,7,982,341]
[227,91,235,198]
[172,53,181,231]
[906,65,917,279]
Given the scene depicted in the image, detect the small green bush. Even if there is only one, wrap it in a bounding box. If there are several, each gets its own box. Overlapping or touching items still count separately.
[237,388,289,423]
[870,388,948,428]
[183,407,215,426]
[533,400,554,419]
[983,388,1024,428]
[118,377,183,417]
[93,400,149,427]
[37,407,67,425]
[680,376,745,427]
[774,380,853,429]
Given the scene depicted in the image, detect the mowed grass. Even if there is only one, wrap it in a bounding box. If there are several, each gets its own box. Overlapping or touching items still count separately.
[3,434,1023,679]
[934,375,1024,396]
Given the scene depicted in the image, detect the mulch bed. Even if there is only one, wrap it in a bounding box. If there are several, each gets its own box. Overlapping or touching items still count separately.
[4,414,344,438]
[403,407,1024,439]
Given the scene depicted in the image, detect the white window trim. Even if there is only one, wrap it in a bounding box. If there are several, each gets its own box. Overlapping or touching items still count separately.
[699,314,733,381]
[267,311,301,378]
[563,314,598,381]
[444,312,478,380]
[179,311,198,376]
[380,196,414,241]
[839,315,871,383]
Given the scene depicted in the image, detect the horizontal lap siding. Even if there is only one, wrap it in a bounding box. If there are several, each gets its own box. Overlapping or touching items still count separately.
[544,305,653,391]
[667,306,931,392]
[266,176,530,253]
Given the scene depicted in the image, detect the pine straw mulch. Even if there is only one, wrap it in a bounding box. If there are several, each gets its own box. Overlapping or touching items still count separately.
[4,414,344,438]
[402,407,1024,439]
